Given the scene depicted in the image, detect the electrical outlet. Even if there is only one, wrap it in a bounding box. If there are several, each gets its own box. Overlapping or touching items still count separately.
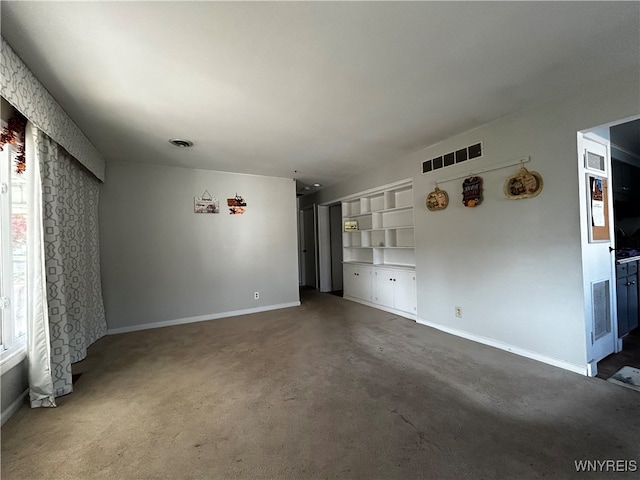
[455,306,462,318]
[254,292,259,300]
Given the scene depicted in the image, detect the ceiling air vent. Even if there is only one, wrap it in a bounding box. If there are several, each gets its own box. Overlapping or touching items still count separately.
[422,142,483,174]
[169,139,193,148]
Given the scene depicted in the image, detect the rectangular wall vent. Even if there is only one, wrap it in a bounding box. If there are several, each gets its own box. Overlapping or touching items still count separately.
[585,150,605,172]
[422,142,483,174]
[592,279,611,341]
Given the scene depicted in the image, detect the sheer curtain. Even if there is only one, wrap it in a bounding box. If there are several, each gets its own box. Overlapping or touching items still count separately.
[25,122,107,405]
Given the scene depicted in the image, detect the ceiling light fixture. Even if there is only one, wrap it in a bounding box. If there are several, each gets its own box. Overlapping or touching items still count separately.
[312,183,322,187]
[169,139,193,148]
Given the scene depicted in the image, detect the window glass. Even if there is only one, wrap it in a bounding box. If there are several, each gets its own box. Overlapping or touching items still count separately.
[11,158,27,339]
[1,144,28,358]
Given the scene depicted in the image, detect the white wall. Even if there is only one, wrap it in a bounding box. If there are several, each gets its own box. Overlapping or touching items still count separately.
[100,161,300,332]
[303,67,640,371]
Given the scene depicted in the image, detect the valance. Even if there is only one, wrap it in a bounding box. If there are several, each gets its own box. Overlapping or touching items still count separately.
[1,37,105,181]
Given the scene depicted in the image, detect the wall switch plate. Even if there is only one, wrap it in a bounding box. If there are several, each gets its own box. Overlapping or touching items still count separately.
[254,292,259,300]
[455,306,462,318]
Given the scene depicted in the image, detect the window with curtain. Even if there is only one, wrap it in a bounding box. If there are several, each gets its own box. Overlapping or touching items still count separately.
[0,141,28,369]
[2,116,107,407]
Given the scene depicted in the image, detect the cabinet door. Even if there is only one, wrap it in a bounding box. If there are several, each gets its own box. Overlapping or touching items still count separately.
[374,270,394,308]
[344,264,372,301]
[627,272,639,334]
[617,276,629,337]
[393,270,417,314]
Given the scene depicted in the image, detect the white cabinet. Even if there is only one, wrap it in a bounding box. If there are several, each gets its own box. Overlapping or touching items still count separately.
[343,264,372,302]
[374,268,416,315]
[342,180,417,320]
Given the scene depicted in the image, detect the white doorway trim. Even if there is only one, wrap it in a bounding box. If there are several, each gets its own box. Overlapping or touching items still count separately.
[578,130,617,375]
[317,205,332,292]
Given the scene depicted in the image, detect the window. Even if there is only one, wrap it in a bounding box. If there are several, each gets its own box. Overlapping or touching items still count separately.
[1,141,28,369]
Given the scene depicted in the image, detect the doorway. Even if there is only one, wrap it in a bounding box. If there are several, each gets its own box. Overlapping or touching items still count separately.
[581,117,640,377]
[316,203,343,294]
[299,205,317,289]
[597,118,640,377]
[299,201,344,295]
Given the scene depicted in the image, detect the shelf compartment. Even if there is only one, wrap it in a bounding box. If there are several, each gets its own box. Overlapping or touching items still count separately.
[343,231,362,248]
[384,186,413,210]
[342,199,361,217]
[364,229,385,248]
[343,248,374,264]
[385,228,414,248]
[342,214,373,231]
[364,193,385,212]
[382,209,414,228]
[375,248,415,267]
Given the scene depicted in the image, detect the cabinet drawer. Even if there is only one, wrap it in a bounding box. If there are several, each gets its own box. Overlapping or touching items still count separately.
[616,263,628,277]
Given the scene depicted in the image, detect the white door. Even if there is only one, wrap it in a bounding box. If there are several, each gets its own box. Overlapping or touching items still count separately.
[578,133,617,372]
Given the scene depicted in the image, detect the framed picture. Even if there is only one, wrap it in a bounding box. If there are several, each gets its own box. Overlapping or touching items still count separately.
[227,194,247,214]
[194,196,219,214]
[344,220,358,232]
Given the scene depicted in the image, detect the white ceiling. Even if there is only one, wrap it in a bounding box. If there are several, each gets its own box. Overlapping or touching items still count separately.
[2,1,639,194]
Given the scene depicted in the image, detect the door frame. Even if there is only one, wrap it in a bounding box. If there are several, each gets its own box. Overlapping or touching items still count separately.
[578,115,640,375]
[317,205,332,292]
[578,131,617,376]
[316,202,344,293]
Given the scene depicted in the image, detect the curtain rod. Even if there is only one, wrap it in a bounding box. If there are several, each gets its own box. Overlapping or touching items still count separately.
[431,156,531,186]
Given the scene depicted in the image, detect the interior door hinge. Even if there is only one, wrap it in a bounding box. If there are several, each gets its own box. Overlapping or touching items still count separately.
[1,182,8,195]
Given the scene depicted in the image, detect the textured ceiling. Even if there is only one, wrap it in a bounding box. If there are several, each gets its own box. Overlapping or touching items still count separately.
[2,1,639,193]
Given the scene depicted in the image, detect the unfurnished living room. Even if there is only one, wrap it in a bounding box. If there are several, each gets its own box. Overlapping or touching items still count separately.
[1,2,639,479]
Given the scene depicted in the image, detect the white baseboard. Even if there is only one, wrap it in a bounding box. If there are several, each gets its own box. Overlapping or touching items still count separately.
[343,296,417,321]
[416,318,588,376]
[1,388,28,426]
[106,301,301,335]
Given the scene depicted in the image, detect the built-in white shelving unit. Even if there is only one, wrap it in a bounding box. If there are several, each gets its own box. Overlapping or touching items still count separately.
[342,180,416,319]
[342,181,415,269]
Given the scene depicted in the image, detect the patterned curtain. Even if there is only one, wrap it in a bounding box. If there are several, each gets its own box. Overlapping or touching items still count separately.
[36,129,107,397]
[1,37,106,181]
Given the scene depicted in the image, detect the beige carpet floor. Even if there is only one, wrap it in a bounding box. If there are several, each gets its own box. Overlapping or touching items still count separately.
[1,290,639,479]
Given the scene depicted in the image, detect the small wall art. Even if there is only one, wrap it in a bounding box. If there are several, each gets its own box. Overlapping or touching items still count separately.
[426,185,449,211]
[194,190,219,214]
[344,220,358,231]
[227,193,247,214]
[504,164,543,199]
[588,175,610,242]
[462,176,483,207]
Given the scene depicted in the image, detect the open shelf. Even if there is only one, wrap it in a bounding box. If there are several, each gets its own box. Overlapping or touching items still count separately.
[342,180,415,269]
